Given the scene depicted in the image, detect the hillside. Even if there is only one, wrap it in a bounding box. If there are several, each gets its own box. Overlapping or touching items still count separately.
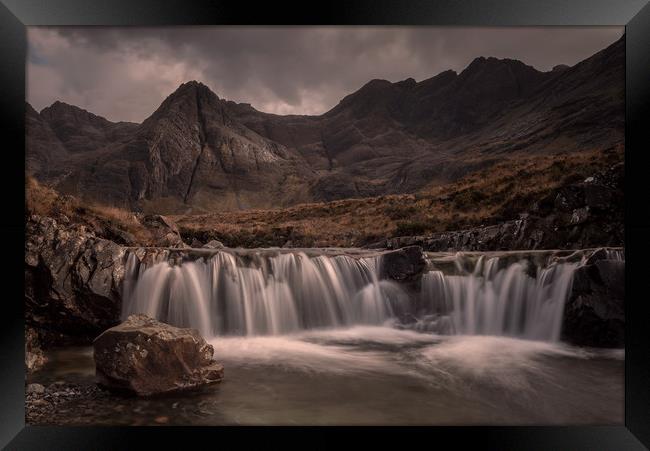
[27,145,623,250]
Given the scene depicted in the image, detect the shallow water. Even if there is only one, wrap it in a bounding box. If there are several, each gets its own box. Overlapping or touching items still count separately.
[28,326,624,426]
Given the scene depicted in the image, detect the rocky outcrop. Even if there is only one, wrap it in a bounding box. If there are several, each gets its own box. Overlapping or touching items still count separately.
[561,250,625,347]
[93,314,224,396]
[25,215,127,342]
[140,214,187,248]
[202,239,224,249]
[380,246,426,282]
[379,163,624,252]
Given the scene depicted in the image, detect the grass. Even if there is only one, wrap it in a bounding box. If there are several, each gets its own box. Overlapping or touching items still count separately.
[26,177,151,245]
[173,147,623,248]
[26,146,623,248]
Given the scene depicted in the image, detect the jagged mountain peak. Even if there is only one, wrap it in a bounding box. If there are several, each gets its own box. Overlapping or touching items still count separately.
[27,36,624,212]
[168,80,220,102]
[40,100,110,123]
[461,55,543,78]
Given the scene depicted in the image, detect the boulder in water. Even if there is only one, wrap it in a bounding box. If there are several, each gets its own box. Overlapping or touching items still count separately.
[93,314,224,396]
[380,246,426,282]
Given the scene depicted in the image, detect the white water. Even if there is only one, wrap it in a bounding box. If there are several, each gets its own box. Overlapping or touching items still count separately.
[122,250,409,337]
[418,256,577,341]
[122,248,622,343]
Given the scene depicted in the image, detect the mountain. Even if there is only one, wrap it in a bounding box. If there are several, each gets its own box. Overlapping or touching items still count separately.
[39,101,138,154]
[29,82,314,212]
[27,36,624,212]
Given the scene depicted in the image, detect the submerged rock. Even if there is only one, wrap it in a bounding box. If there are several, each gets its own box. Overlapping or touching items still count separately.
[561,250,624,347]
[93,314,224,396]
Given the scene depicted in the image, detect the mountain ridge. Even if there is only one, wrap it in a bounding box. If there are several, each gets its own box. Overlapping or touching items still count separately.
[26,36,624,213]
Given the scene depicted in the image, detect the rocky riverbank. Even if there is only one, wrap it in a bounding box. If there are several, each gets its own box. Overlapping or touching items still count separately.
[24,164,625,363]
[25,209,626,353]
[26,381,110,425]
[376,163,624,252]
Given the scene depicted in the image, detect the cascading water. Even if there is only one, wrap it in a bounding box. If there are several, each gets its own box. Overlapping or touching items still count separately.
[417,249,624,341]
[122,247,623,342]
[418,256,577,341]
[122,250,408,337]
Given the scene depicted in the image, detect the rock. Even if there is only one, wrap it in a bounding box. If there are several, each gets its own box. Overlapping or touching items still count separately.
[141,215,187,248]
[365,240,387,249]
[375,162,623,253]
[25,215,127,341]
[561,255,625,348]
[554,185,585,212]
[381,246,426,282]
[27,383,45,394]
[584,183,614,211]
[25,327,46,373]
[102,226,137,246]
[190,238,204,248]
[570,207,590,225]
[202,240,224,249]
[93,314,224,396]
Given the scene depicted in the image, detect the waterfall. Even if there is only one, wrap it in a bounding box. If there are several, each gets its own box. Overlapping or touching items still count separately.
[122,247,622,342]
[122,250,407,337]
[418,255,578,341]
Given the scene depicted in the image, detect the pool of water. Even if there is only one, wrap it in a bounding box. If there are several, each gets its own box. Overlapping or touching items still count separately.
[28,326,624,425]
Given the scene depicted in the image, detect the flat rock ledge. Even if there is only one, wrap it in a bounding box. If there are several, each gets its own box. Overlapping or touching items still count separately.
[93,314,223,396]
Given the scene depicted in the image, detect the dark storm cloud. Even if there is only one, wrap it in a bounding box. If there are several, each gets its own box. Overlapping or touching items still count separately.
[27,26,624,123]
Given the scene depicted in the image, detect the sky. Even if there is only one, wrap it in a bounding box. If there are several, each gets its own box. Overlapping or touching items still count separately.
[27,26,624,123]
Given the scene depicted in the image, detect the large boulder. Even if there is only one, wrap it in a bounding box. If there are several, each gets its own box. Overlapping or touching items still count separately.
[561,250,624,347]
[93,314,224,396]
[25,215,127,342]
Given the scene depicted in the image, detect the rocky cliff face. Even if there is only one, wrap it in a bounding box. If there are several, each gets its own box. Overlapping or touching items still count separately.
[25,215,127,342]
[30,82,314,212]
[39,101,138,154]
[27,37,624,212]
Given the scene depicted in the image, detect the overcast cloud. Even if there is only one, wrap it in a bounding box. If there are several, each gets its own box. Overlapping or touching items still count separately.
[27,26,624,123]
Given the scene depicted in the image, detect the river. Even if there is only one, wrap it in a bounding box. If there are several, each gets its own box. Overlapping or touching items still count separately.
[27,247,625,425]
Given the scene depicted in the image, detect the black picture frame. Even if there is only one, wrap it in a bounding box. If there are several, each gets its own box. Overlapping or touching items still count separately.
[2,0,649,449]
